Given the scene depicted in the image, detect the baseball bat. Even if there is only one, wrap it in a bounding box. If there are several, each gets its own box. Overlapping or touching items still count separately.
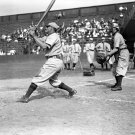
[36,0,56,28]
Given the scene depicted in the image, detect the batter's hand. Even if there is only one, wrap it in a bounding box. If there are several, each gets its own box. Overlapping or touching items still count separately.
[29,29,36,36]
[105,56,110,63]
[29,26,36,31]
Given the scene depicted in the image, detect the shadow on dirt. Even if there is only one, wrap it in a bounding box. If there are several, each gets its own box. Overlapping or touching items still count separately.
[29,87,68,102]
[87,80,113,88]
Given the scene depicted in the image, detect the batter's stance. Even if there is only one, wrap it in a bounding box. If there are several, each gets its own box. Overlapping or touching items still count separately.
[18,22,77,103]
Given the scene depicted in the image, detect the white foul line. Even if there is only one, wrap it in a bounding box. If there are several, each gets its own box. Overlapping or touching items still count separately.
[73,74,135,88]
[72,74,135,104]
[75,95,135,104]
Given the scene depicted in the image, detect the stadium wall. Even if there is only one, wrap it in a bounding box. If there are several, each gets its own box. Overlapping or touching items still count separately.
[0,2,135,53]
[0,54,45,63]
[0,2,134,26]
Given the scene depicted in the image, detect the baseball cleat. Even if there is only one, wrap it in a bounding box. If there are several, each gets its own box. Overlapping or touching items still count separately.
[67,89,77,98]
[111,86,122,91]
[111,83,117,88]
[17,96,29,103]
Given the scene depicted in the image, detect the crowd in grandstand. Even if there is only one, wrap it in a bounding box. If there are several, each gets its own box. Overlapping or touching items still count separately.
[0,16,119,56]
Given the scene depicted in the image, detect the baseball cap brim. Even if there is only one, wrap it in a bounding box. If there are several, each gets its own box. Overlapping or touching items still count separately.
[47,22,59,29]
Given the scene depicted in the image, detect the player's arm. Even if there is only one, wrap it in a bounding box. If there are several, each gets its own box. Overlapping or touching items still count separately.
[29,29,48,49]
[106,36,119,57]
[33,36,48,49]
[107,48,118,57]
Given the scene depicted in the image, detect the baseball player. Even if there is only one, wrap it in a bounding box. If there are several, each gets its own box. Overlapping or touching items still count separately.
[102,37,113,70]
[66,42,73,70]
[18,22,77,103]
[62,40,70,69]
[106,23,129,91]
[95,38,107,70]
[71,39,82,70]
[83,38,95,71]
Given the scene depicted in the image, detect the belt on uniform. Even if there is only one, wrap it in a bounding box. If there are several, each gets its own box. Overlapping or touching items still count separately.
[98,50,104,51]
[120,47,127,50]
[45,55,61,59]
[87,49,94,51]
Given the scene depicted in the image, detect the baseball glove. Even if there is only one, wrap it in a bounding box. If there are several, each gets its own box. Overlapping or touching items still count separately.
[96,53,106,64]
[83,68,95,76]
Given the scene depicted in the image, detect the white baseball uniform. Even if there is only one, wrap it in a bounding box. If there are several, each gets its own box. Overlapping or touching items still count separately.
[62,43,70,64]
[83,42,95,64]
[112,32,129,76]
[71,43,82,64]
[32,33,64,87]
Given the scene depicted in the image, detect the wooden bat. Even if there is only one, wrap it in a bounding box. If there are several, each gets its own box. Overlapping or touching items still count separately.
[36,0,56,28]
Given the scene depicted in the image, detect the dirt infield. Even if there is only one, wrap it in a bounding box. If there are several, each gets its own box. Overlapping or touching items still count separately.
[0,56,135,135]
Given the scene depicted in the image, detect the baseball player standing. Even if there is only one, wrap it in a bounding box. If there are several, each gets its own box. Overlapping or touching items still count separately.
[95,38,107,70]
[83,38,95,71]
[62,40,70,69]
[18,22,77,103]
[66,41,73,70]
[71,39,82,70]
[106,23,129,91]
[102,37,113,70]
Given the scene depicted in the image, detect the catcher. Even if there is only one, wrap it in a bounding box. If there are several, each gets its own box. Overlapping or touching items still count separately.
[18,22,77,103]
[95,38,107,69]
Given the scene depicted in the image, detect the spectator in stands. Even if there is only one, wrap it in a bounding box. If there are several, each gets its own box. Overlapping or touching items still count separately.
[0,15,118,55]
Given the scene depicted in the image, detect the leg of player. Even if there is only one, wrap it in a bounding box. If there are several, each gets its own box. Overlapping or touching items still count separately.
[58,82,77,98]
[18,83,37,103]
[72,63,76,70]
[111,76,118,88]
[101,63,104,70]
[111,75,123,91]
[105,63,108,70]
[90,63,94,70]
[64,63,67,69]
[67,63,70,70]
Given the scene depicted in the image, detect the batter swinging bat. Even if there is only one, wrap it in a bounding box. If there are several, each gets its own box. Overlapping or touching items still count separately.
[36,0,56,28]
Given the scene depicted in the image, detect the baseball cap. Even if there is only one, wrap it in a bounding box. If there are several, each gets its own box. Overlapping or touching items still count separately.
[102,37,105,40]
[72,38,77,41]
[89,38,93,41]
[112,23,119,29]
[47,22,59,29]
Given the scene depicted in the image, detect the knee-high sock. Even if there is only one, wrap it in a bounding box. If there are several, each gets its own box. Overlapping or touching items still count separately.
[58,82,73,93]
[73,63,76,68]
[116,76,123,87]
[67,63,70,69]
[25,83,37,98]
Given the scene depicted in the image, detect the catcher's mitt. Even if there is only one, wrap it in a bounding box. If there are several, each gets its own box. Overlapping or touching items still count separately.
[83,68,95,76]
[96,53,106,64]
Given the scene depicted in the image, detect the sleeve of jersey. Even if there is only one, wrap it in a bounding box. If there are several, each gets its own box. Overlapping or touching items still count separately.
[45,34,57,49]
